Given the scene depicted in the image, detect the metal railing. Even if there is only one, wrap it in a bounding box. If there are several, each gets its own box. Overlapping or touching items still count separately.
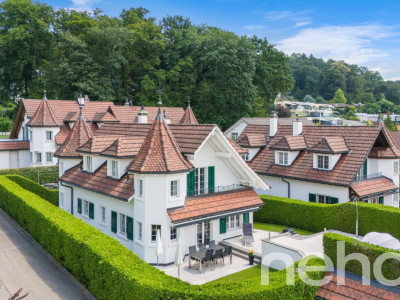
[187,183,247,197]
[354,172,383,182]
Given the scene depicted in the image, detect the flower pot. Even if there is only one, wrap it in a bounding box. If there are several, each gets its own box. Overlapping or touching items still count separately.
[249,256,254,265]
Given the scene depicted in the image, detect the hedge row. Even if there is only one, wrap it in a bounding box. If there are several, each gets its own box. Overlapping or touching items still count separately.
[0,176,324,299]
[0,165,59,184]
[323,233,400,282]
[7,175,58,206]
[255,195,400,238]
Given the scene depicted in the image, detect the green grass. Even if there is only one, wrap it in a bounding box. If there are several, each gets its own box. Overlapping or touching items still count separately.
[0,135,9,139]
[254,222,314,236]
[206,264,262,284]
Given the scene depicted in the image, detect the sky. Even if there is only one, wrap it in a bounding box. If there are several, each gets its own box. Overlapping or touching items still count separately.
[47,0,400,80]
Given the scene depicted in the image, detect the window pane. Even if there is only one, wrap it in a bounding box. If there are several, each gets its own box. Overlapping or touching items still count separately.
[197,223,203,246]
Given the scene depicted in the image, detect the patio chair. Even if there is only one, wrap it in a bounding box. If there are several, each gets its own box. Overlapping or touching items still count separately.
[201,250,213,273]
[242,223,255,246]
[199,243,206,250]
[213,249,223,269]
[223,245,232,266]
[209,240,216,248]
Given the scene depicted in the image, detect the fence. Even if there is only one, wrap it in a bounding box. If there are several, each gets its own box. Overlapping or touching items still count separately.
[0,166,59,184]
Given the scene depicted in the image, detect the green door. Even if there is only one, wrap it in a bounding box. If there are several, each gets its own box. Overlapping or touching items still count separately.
[220,217,226,234]
[111,211,117,233]
[309,193,316,203]
[208,166,215,193]
[243,212,250,223]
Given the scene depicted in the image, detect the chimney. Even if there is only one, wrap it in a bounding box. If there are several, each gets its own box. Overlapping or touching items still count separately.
[138,104,148,124]
[163,109,171,124]
[84,95,89,102]
[292,118,303,136]
[269,111,278,137]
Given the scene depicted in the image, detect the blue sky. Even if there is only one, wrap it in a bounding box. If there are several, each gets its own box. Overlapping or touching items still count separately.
[47,0,400,80]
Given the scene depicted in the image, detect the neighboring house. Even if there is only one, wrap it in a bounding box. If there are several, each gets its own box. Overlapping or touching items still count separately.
[0,140,30,169]
[7,96,189,170]
[58,103,267,265]
[237,112,400,207]
[275,100,334,118]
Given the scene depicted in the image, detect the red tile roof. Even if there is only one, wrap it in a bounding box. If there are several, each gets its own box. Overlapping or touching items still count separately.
[77,135,122,154]
[0,141,30,151]
[316,272,400,300]
[110,106,185,124]
[26,99,63,127]
[309,136,349,154]
[54,113,94,158]
[269,135,307,151]
[389,131,400,149]
[55,125,71,146]
[351,177,399,198]
[127,110,193,174]
[100,137,144,158]
[179,105,198,124]
[227,138,248,155]
[247,125,400,186]
[60,163,134,201]
[236,134,266,148]
[168,188,263,223]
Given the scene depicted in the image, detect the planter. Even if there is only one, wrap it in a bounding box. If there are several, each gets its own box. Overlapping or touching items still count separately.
[249,256,254,265]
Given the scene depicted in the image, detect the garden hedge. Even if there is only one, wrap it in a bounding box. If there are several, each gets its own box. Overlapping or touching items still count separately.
[0,176,324,299]
[323,233,400,282]
[6,175,58,206]
[0,165,58,184]
[255,195,400,238]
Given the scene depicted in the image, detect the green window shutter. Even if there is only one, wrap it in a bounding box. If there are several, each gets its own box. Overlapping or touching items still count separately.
[127,216,134,240]
[187,170,195,196]
[309,193,316,203]
[243,212,250,224]
[331,197,339,204]
[78,198,82,214]
[219,217,226,234]
[363,159,368,178]
[379,196,384,205]
[89,202,94,219]
[111,211,117,233]
[208,166,215,193]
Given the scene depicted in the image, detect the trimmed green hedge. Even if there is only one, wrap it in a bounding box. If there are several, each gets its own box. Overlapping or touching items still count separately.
[7,175,58,206]
[255,195,400,238]
[0,165,58,184]
[0,176,323,299]
[323,233,400,282]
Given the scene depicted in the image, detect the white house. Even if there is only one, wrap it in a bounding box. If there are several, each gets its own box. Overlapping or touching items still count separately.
[235,113,400,207]
[58,103,268,265]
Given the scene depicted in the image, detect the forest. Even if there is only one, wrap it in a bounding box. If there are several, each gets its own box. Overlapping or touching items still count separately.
[0,0,399,130]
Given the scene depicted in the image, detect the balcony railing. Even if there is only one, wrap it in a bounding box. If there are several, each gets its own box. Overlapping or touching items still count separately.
[354,172,383,182]
[187,183,248,197]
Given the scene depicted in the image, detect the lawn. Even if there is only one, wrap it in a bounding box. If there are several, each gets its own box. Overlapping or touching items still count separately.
[206,264,262,284]
[0,135,9,139]
[254,222,314,236]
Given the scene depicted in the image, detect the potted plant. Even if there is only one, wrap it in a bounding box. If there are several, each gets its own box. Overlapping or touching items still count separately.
[248,250,254,265]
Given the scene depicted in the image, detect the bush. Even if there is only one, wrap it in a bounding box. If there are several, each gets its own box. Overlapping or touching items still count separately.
[255,195,400,238]
[323,233,400,282]
[0,165,58,184]
[0,176,323,299]
[7,175,58,206]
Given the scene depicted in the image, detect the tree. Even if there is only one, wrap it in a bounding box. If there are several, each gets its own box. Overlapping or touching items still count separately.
[303,94,315,103]
[379,99,395,114]
[331,88,347,103]
[315,96,326,103]
[384,114,396,131]
[361,102,380,114]
[0,117,12,131]
[275,104,291,117]
[355,92,375,104]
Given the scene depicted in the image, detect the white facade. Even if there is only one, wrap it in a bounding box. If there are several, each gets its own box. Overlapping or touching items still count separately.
[0,149,30,169]
[29,127,60,167]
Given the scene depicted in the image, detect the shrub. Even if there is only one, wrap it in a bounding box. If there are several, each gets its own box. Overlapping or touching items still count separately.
[0,165,58,184]
[0,176,323,299]
[255,195,400,239]
[7,175,58,206]
[323,233,400,282]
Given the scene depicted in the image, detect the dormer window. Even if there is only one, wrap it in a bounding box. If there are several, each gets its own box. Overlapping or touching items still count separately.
[85,156,93,172]
[111,160,118,178]
[277,151,289,166]
[317,155,329,170]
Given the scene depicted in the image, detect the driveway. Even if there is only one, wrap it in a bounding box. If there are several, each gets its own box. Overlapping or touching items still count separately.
[0,209,93,300]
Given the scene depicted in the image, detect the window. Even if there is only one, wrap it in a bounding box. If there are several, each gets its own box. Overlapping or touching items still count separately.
[35,152,42,163]
[137,222,143,241]
[83,200,89,216]
[100,206,106,223]
[60,192,64,207]
[243,153,249,161]
[85,156,92,172]
[138,179,143,197]
[120,213,127,234]
[30,152,32,163]
[111,160,118,178]
[46,131,53,141]
[197,222,211,246]
[277,152,288,165]
[194,167,205,195]
[394,161,399,175]
[227,215,240,230]
[30,130,33,142]
[318,195,331,204]
[46,152,53,163]
[151,225,161,242]
[317,155,329,170]
[170,180,178,197]
[231,132,238,141]
[170,227,177,240]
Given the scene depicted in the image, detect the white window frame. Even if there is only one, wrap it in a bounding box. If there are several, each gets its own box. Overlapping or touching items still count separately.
[137,221,143,242]
[317,194,331,204]
[394,161,399,176]
[170,180,179,197]
[277,151,289,166]
[120,213,127,235]
[46,152,53,163]
[85,156,93,172]
[111,160,118,178]
[35,152,42,163]
[138,179,143,197]
[100,206,106,223]
[45,130,53,141]
[316,155,329,170]
[170,227,177,240]
[83,200,89,216]
[151,224,161,242]
[227,215,240,230]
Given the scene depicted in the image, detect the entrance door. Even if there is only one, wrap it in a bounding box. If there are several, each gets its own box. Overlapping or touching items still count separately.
[197,221,211,246]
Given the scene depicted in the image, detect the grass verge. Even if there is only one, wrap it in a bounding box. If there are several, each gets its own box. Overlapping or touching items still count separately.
[254,222,314,236]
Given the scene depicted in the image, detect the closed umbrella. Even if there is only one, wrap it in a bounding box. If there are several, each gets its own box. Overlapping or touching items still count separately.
[155,229,163,266]
[175,238,183,279]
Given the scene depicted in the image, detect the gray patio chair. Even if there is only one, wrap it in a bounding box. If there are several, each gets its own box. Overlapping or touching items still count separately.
[223,245,232,266]
[213,249,223,269]
[201,250,213,273]
[199,243,206,250]
[242,223,254,246]
[209,240,216,248]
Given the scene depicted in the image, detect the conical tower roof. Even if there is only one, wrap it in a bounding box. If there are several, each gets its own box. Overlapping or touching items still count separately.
[127,107,193,173]
[179,101,198,124]
[26,99,63,127]
[53,111,93,158]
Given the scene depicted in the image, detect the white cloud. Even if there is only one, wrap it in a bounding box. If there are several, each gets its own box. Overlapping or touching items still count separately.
[278,24,397,65]
[244,25,265,31]
[295,21,312,27]
[264,10,311,21]
[69,0,100,11]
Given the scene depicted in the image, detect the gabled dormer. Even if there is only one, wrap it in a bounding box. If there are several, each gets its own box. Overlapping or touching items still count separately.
[270,135,307,166]
[236,133,266,161]
[309,137,349,171]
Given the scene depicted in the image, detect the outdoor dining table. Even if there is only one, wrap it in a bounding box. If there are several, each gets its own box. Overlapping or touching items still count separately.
[189,245,231,273]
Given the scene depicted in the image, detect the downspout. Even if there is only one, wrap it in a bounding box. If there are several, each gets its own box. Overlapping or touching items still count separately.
[60,181,74,215]
[282,178,290,198]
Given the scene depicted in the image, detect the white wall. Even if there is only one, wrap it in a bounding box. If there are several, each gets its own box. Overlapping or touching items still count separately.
[30,127,60,166]
[225,120,247,140]
[59,158,81,177]
[247,148,261,161]
[0,150,30,170]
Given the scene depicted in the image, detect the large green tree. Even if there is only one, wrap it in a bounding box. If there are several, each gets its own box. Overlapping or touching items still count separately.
[331,88,347,103]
